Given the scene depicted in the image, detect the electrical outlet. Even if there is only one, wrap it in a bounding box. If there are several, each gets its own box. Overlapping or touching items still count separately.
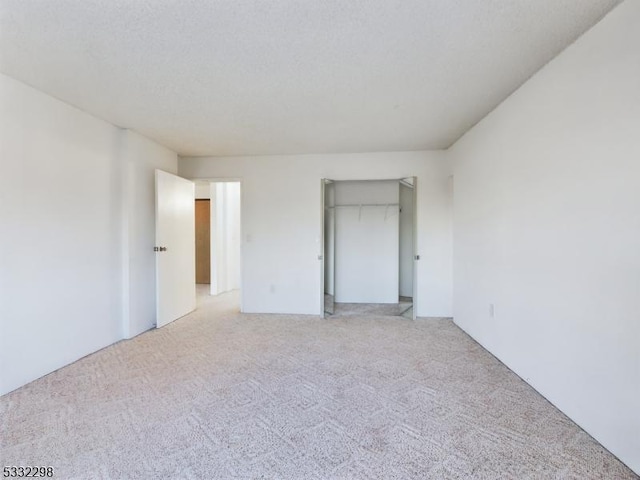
[489,303,495,318]
[269,284,276,294]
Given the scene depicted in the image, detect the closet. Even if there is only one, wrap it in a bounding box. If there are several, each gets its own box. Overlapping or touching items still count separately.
[322,178,416,318]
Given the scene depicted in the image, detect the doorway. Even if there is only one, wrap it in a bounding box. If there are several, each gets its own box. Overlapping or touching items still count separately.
[321,178,417,319]
[194,180,242,299]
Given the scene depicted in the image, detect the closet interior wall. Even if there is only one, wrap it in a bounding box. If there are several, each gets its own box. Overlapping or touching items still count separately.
[333,180,400,304]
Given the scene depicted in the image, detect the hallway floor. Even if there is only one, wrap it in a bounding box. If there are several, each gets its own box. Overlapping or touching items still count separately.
[1,291,636,479]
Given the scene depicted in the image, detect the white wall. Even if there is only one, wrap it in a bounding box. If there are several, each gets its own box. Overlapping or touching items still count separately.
[226,183,241,291]
[0,74,122,395]
[194,183,211,199]
[0,74,178,394]
[399,183,414,298]
[122,131,178,338]
[179,151,452,316]
[334,181,399,303]
[449,0,640,473]
[211,182,241,295]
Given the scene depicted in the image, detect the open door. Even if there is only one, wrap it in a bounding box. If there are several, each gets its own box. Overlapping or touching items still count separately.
[155,170,196,328]
[411,177,418,320]
[399,176,417,320]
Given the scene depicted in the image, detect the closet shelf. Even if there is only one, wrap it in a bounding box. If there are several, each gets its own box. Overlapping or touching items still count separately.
[325,203,400,221]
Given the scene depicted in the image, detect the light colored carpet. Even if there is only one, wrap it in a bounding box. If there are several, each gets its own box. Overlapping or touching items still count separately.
[1,289,636,479]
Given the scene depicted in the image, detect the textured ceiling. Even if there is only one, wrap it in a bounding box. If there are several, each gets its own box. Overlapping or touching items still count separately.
[0,0,621,156]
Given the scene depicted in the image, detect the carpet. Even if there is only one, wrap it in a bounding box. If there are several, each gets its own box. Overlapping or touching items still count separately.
[1,289,636,479]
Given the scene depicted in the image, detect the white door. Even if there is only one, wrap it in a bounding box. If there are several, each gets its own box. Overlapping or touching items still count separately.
[321,179,336,316]
[155,170,196,328]
[411,177,418,320]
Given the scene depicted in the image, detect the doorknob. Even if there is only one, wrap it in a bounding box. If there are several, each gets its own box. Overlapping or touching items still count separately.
[154,246,168,252]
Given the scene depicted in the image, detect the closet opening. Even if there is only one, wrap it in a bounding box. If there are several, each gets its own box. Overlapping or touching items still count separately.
[321,178,416,319]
